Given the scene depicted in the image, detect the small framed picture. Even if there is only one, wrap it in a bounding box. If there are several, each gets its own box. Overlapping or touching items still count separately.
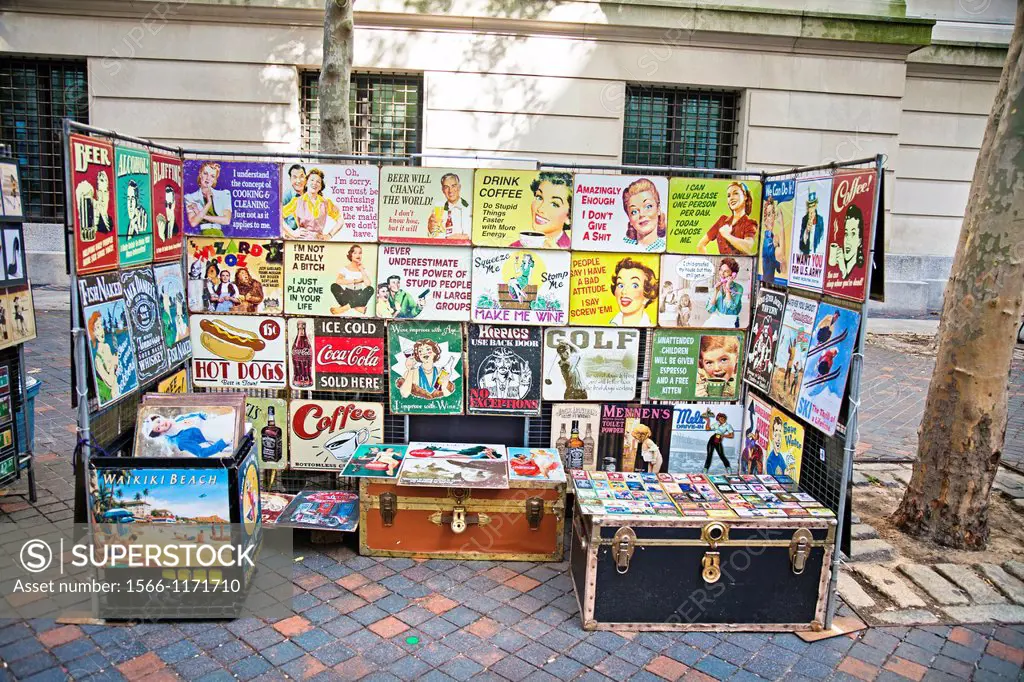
[0,158,23,222]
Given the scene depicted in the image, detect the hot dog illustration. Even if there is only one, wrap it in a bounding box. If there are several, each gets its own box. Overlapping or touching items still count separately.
[199,318,266,362]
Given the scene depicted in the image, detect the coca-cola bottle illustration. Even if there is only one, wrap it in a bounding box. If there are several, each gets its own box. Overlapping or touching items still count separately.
[292,321,313,388]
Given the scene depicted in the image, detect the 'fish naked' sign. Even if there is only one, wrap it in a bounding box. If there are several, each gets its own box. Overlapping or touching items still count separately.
[79,272,140,409]
[288,318,385,393]
[120,267,168,383]
[467,325,542,416]
[471,248,570,325]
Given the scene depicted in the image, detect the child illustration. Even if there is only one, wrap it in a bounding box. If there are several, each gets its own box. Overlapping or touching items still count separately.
[696,334,739,399]
[621,178,666,252]
[765,416,788,477]
[609,257,658,326]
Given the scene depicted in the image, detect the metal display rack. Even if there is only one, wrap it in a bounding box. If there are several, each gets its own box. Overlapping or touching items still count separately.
[64,119,882,630]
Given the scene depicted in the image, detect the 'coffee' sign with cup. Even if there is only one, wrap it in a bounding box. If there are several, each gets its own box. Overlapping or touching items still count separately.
[288,399,384,470]
[288,318,386,392]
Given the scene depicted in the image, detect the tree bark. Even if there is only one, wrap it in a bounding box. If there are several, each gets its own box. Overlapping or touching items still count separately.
[892,1,1024,549]
[311,0,353,545]
[318,0,353,155]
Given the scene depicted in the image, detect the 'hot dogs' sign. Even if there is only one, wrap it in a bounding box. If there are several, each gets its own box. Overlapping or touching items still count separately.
[191,314,287,389]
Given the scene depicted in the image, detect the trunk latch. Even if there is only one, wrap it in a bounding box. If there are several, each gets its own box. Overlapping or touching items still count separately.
[379,492,396,527]
[526,498,544,531]
[701,522,728,584]
[790,529,813,574]
[611,526,636,574]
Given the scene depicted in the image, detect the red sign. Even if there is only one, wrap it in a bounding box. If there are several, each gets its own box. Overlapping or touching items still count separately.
[824,169,876,303]
[289,318,385,392]
[70,134,119,274]
[150,152,184,262]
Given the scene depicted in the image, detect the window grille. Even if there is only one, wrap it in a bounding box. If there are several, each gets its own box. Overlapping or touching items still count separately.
[0,58,88,221]
[301,71,422,159]
[622,85,740,170]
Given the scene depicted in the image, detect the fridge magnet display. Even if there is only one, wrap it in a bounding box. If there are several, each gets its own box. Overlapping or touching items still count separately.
[133,404,239,458]
[260,492,295,525]
[569,252,660,326]
[508,447,566,482]
[740,393,772,475]
[667,178,761,255]
[0,224,27,287]
[378,167,473,244]
[79,272,139,408]
[341,443,407,478]
[658,254,753,328]
[570,174,668,252]
[120,267,168,384]
[0,395,11,425]
[467,324,541,416]
[796,303,861,436]
[150,152,184,262]
[669,403,745,474]
[376,245,472,321]
[289,399,383,471]
[285,242,377,317]
[186,237,284,314]
[191,315,287,389]
[248,397,288,470]
[156,368,188,393]
[70,134,119,274]
[769,295,818,412]
[541,327,639,402]
[0,158,23,221]
[744,287,787,393]
[388,321,464,415]
[6,284,35,346]
[289,318,386,392]
[153,262,192,365]
[759,179,794,286]
[399,442,509,489]
[472,169,574,249]
[648,329,745,401]
[184,160,280,238]
[90,467,232,543]
[788,176,833,292]
[114,145,154,266]
[550,403,601,470]
[617,404,674,473]
[471,248,570,325]
[276,490,359,531]
[824,170,876,302]
[767,405,805,483]
[280,163,378,241]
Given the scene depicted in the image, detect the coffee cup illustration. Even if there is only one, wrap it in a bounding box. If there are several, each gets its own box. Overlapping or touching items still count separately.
[517,231,544,248]
[324,428,370,461]
[705,378,728,398]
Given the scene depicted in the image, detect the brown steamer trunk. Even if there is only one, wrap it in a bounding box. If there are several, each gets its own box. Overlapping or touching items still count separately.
[360,478,566,561]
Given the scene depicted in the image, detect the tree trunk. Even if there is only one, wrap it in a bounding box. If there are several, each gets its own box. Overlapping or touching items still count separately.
[311,0,353,545]
[318,0,353,155]
[892,2,1024,549]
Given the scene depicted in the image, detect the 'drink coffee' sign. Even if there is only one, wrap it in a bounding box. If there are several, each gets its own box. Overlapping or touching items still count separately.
[288,318,385,393]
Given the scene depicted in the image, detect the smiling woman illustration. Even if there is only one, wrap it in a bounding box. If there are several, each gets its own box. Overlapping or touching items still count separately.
[609,257,658,327]
[511,172,573,249]
[622,179,666,251]
[697,182,758,256]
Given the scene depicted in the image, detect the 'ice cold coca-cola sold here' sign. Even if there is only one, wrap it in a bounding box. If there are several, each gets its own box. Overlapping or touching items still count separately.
[288,318,386,393]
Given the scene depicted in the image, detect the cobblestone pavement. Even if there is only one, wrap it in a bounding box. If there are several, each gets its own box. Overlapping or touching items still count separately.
[1,311,1022,681]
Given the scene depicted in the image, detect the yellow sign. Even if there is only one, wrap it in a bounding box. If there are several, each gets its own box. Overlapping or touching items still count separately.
[569,252,660,327]
[157,368,188,393]
[472,169,574,249]
[667,179,762,255]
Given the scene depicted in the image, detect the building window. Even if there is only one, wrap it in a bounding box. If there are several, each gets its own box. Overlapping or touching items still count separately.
[0,58,88,221]
[301,71,422,158]
[622,85,739,170]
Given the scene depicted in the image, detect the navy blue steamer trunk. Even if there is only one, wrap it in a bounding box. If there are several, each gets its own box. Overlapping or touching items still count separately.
[569,502,835,631]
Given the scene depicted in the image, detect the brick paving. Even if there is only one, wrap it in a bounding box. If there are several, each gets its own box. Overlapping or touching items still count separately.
[0,311,1022,680]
